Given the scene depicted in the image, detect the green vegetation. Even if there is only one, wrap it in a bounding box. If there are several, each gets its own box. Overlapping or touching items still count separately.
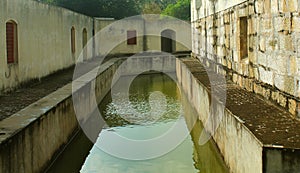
[162,0,191,20]
[37,0,190,20]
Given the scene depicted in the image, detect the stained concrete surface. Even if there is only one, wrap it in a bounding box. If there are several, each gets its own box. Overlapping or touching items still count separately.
[180,57,300,173]
[0,57,118,121]
[181,57,300,149]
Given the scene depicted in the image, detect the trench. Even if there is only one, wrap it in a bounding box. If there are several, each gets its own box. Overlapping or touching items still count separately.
[45,72,229,173]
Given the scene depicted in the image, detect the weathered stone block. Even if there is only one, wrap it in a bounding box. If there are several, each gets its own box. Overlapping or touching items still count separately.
[274,74,295,95]
[246,78,254,91]
[233,50,239,62]
[238,74,243,86]
[288,98,297,115]
[222,57,227,66]
[264,0,271,14]
[257,51,267,66]
[271,0,279,13]
[266,38,278,51]
[274,15,291,31]
[249,4,255,15]
[248,17,258,35]
[249,65,255,78]
[216,55,222,64]
[219,35,225,46]
[255,0,264,14]
[254,82,263,94]
[218,26,225,37]
[239,6,248,17]
[288,55,297,75]
[292,16,300,32]
[278,93,287,107]
[242,63,250,76]
[225,36,230,48]
[227,60,232,69]
[254,67,260,80]
[233,61,239,72]
[237,62,243,75]
[217,46,225,57]
[271,91,280,102]
[279,34,294,51]
[233,73,238,83]
[248,48,257,64]
[268,53,288,74]
[224,13,230,24]
[259,37,266,52]
[262,16,272,30]
[262,86,271,98]
[288,0,298,12]
[279,0,288,12]
[259,66,274,85]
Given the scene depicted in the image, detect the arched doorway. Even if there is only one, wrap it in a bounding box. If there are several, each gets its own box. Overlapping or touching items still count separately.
[161,29,176,53]
[82,28,88,60]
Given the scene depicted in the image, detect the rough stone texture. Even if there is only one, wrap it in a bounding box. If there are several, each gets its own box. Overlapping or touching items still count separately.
[288,98,297,114]
[191,0,300,118]
[178,57,300,173]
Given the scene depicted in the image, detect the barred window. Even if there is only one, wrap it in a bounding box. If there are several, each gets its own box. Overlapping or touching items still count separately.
[6,21,18,64]
[127,30,137,45]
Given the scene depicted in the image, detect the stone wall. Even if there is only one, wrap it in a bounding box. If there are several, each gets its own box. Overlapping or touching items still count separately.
[191,0,300,118]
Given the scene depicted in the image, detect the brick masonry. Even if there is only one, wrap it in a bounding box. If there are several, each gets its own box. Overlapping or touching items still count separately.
[191,0,300,119]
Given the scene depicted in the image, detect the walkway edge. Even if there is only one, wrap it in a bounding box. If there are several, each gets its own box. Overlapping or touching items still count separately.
[177,57,263,173]
[0,58,122,173]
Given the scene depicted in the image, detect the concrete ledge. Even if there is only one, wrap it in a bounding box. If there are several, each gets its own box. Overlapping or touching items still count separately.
[176,57,300,173]
[0,55,177,172]
[0,58,122,173]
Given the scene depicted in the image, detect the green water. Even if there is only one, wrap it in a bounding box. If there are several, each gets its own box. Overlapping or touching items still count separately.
[46,73,229,173]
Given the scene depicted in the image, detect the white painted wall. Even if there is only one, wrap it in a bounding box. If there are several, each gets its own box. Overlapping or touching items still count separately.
[0,0,94,92]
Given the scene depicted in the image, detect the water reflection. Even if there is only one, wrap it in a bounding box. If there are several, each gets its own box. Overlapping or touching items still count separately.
[81,73,229,173]
[182,94,229,173]
[81,118,198,173]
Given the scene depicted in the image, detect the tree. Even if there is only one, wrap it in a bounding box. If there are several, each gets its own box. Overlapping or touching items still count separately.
[37,0,140,19]
[141,2,162,14]
[162,0,191,20]
[36,0,190,20]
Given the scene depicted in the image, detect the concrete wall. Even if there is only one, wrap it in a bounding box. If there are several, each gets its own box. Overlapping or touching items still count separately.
[0,55,178,172]
[94,17,145,56]
[264,148,300,173]
[0,1,191,93]
[0,0,94,93]
[177,58,263,173]
[145,17,191,52]
[0,58,122,173]
[191,0,300,118]
[94,16,191,57]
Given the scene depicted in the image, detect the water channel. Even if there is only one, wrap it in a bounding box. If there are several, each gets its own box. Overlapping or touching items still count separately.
[46,73,229,173]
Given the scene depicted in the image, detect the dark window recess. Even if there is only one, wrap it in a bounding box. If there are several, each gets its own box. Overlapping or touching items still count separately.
[127,30,137,45]
[71,27,76,53]
[6,22,17,64]
[239,17,248,59]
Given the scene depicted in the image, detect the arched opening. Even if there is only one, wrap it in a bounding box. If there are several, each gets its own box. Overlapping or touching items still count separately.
[71,27,76,54]
[82,28,88,60]
[161,29,176,53]
[6,20,18,64]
